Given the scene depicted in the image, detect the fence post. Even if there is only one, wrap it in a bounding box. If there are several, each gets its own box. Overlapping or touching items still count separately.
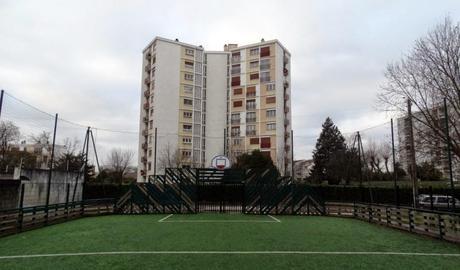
[65,183,70,219]
[437,213,444,240]
[429,186,434,211]
[18,183,25,232]
[408,209,414,232]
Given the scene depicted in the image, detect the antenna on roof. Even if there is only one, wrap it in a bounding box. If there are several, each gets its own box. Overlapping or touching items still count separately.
[261,38,265,42]
[175,38,179,42]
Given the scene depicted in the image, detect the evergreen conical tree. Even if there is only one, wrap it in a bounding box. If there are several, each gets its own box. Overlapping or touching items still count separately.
[310,117,346,183]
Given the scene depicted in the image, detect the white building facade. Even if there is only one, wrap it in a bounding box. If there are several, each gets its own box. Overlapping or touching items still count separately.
[138,37,291,181]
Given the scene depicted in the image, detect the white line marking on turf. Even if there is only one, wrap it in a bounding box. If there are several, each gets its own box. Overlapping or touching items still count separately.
[1,251,459,259]
[160,220,277,223]
[158,214,173,222]
[267,215,281,223]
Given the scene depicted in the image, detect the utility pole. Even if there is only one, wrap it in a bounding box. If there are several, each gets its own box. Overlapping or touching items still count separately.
[391,119,398,188]
[443,98,455,210]
[407,99,418,207]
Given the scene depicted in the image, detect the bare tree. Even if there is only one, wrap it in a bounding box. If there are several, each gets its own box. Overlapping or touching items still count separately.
[378,17,460,160]
[158,142,183,171]
[380,141,392,174]
[30,131,51,145]
[106,148,134,181]
[0,121,20,155]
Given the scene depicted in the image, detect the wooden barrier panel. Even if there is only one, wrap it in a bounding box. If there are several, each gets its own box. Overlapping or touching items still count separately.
[325,202,460,244]
[0,199,115,238]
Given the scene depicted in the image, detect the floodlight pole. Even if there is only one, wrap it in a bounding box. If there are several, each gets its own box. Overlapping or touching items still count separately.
[154,127,157,178]
[443,98,455,210]
[45,113,58,223]
[0,89,4,118]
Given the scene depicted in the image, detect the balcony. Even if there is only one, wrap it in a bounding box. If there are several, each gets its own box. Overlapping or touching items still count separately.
[144,90,150,97]
[284,106,290,113]
[142,143,148,150]
[285,131,290,139]
[142,130,149,136]
[285,145,291,152]
[246,117,256,123]
[146,52,151,60]
[246,104,256,110]
[283,55,289,65]
[144,65,151,73]
[283,68,289,76]
[284,119,290,126]
[231,56,240,64]
[144,77,151,85]
[143,116,148,123]
[246,130,256,136]
[231,119,241,125]
[231,131,241,137]
[284,94,290,101]
[143,102,150,110]
[246,92,256,98]
[141,156,147,163]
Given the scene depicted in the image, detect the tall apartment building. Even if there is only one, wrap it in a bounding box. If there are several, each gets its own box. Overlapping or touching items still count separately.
[138,37,291,181]
[397,107,459,181]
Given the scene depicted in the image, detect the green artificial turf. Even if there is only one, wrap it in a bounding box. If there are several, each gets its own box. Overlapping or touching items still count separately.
[0,214,459,269]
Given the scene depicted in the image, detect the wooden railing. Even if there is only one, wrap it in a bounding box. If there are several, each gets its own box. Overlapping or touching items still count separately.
[0,199,115,237]
[325,202,460,243]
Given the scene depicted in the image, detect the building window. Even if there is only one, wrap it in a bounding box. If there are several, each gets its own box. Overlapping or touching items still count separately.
[231,127,240,137]
[148,162,152,171]
[185,61,194,69]
[260,46,270,57]
[184,73,194,81]
[246,99,256,110]
[231,64,241,75]
[250,48,259,56]
[231,113,240,124]
[232,52,240,63]
[260,59,270,70]
[183,137,192,144]
[250,73,259,80]
[246,86,256,97]
[231,76,241,86]
[233,100,242,108]
[184,99,193,106]
[184,85,193,94]
[246,125,256,136]
[185,48,194,56]
[250,61,259,69]
[260,71,271,83]
[266,123,276,131]
[149,120,153,129]
[250,138,259,144]
[183,124,192,132]
[266,109,276,118]
[233,138,242,145]
[182,150,191,158]
[233,88,243,95]
[266,83,275,91]
[246,112,256,123]
[261,137,271,148]
[183,111,192,118]
[148,149,152,157]
[266,96,276,104]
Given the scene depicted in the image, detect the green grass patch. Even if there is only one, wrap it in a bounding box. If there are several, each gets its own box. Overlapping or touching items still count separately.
[0,214,459,269]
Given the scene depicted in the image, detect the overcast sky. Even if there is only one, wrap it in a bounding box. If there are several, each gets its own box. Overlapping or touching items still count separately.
[1,0,459,162]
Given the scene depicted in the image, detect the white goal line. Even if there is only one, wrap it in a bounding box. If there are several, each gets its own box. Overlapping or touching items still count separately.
[1,251,459,260]
[157,214,281,223]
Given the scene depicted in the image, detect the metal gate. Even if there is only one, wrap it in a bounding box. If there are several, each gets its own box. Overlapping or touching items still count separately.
[196,169,245,213]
